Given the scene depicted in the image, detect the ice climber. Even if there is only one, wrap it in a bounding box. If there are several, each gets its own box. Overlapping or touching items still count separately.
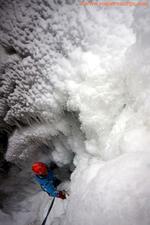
[32,162,66,199]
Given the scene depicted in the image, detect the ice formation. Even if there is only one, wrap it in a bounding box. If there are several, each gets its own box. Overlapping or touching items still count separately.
[0,0,150,225]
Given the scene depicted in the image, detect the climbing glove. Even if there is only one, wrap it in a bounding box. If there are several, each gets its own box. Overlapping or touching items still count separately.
[58,191,66,200]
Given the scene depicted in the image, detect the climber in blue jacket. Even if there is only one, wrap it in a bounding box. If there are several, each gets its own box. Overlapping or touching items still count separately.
[32,162,66,199]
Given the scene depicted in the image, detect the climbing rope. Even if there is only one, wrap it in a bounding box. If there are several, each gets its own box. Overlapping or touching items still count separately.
[41,197,55,225]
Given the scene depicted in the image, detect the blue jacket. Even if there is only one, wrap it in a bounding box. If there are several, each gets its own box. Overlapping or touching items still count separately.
[35,170,59,197]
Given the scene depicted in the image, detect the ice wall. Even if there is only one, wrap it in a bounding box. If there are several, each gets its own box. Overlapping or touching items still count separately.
[0,0,135,163]
[0,0,150,225]
[63,5,150,225]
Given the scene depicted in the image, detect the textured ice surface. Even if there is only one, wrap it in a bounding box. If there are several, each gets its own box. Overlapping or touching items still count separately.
[0,1,150,225]
[64,152,150,225]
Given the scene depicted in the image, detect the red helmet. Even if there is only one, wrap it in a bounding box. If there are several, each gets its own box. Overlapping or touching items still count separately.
[32,162,48,175]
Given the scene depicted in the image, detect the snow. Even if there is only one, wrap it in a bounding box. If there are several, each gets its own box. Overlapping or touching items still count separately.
[64,152,150,225]
[0,0,150,225]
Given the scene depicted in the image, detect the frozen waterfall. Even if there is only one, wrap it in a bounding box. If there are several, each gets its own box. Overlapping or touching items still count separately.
[0,1,150,225]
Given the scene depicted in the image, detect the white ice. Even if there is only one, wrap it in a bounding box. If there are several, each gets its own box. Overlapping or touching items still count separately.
[0,1,150,225]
